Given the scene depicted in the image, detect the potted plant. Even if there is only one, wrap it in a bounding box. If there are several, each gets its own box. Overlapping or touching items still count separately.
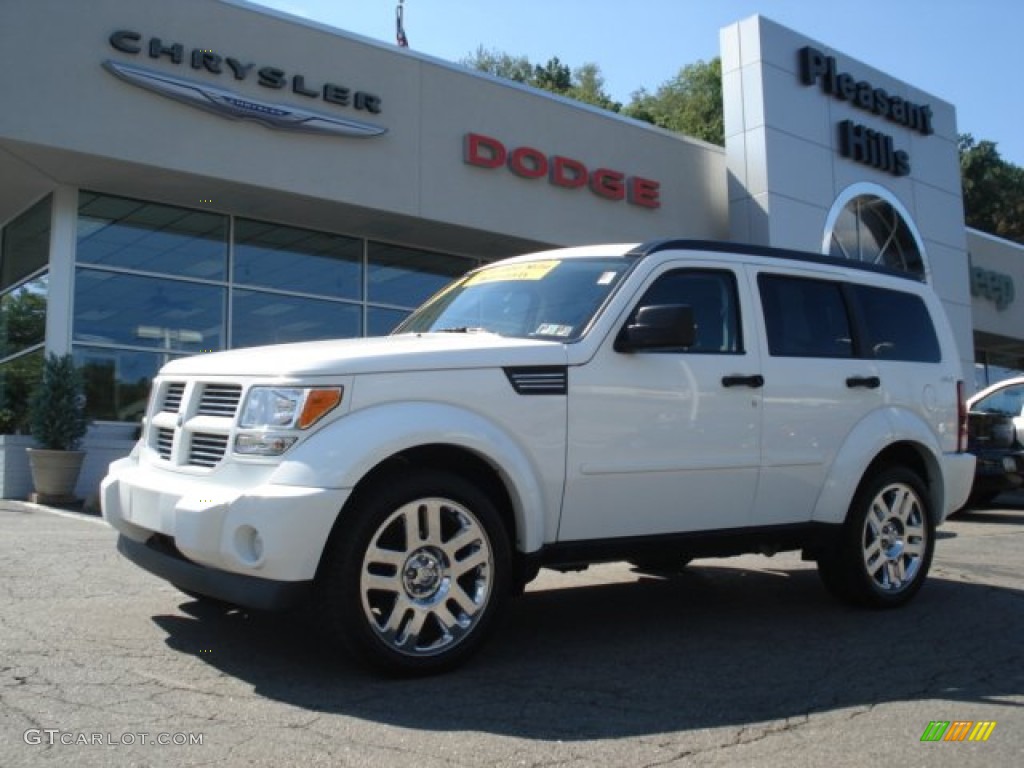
[26,353,90,503]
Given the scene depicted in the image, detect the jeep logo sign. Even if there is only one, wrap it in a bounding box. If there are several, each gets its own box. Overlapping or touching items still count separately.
[971,265,1015,310]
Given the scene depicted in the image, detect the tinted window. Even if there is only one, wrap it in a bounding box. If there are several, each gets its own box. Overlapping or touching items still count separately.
[368,243,475,308]
[633,269,742,353]
[74,269,224,353]
[77,193,227,280]
[234,219,362,299]
[973,383,1024,417]
[759,275,852,358]
[851,285,940,362]
[231,289,361,348]
[1,195,51,290]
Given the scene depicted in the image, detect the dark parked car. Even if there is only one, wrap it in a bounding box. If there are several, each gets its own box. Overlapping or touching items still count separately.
[965,377,1024,507]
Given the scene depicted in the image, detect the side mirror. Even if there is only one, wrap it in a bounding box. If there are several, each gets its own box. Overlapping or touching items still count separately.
[615,304,696,352]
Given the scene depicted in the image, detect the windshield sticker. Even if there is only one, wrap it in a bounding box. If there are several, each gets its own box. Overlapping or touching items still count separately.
[465,260,559,286]
[597,271,618,285]
[536,323,573,337]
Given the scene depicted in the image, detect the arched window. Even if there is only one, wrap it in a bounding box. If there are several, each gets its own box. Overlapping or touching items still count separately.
[823,184,926,277]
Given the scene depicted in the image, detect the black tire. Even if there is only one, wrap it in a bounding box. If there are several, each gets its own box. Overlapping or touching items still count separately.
[817,467,935,609]
[317,469,511,676]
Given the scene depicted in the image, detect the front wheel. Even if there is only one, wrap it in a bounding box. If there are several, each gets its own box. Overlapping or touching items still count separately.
[817,467,935,608]
[317,470,511,675]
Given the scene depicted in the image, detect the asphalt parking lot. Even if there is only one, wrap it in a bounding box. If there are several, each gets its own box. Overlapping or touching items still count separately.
[1,498,1022,767]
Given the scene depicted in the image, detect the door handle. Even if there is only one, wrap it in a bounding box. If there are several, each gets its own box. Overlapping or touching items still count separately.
[722,374,764,388]
[846,375,881,389]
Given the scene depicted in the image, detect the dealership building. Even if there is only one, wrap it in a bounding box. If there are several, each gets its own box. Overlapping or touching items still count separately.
[1,0,1022,498]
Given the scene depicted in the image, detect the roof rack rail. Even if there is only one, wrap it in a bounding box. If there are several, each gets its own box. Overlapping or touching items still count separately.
[625,239,924,282]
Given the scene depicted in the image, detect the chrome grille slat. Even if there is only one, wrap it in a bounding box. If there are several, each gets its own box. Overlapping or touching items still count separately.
[188,433,229,467]
[162,382,185,413]
[198,384,242,417]
[156,428,174,460]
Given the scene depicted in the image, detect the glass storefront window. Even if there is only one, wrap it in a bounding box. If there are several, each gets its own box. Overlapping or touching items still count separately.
[231,289,361,348]
[0,349,43,433]
[61,191,478,422]
[368,242,475,308]
[368,306,410,337]
[74,269,224,354]
[1,195,51,291]
[0,274,47,360]
[234,219,362,299]
[828,194,924,276]
[77,192,228,280]
[74,347,171,423]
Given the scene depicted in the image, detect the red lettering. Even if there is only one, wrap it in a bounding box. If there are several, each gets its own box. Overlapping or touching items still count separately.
[508,146,548,179]
[628,177,661,209]
[590,169,625,201]
[464,132,506,168]
[462,133,659,208]
[550,156,587,188]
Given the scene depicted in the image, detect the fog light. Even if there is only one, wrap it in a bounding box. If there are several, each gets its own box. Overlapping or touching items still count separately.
[235,432,297,456]
[233,525,264,567]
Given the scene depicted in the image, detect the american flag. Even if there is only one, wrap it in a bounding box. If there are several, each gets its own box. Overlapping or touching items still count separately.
[396,1,409,48]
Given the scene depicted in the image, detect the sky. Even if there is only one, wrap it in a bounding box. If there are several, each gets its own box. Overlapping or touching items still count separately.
[244,0,1024,167]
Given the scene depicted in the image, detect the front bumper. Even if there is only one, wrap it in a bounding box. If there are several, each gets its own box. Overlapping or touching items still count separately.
[101,456,351,602]
[117,534,311,610]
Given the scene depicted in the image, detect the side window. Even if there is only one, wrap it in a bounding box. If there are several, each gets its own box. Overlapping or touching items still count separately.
[973,384,1024,416]
[631,269,742,353]
[759,275,853,358]
[850,285,940,362]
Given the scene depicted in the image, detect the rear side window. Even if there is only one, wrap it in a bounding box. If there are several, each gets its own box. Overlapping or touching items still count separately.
[758,275,853,358]
[850,285,940,362]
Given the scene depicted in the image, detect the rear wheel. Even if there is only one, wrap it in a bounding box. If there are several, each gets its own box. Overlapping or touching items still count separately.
[817,467,934,608]
[317,470,511,675]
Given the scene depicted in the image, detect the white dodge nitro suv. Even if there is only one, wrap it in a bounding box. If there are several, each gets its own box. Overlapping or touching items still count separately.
[102,240,976,674]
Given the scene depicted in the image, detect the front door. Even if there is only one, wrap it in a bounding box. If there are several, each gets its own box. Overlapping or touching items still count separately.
[559,264,763,541]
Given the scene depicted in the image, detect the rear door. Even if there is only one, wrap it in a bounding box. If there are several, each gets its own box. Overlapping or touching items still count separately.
[751,270,883,525]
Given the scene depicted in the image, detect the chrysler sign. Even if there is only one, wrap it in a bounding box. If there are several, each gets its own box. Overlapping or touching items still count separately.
[105,30,386,138]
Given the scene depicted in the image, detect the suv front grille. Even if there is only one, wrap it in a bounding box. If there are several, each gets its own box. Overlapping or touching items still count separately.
[148,380,242,470]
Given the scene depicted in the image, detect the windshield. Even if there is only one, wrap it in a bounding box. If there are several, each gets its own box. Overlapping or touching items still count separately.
[394,256,633,341]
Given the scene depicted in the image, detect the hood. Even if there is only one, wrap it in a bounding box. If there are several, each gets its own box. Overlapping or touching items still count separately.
[159,333,568,378]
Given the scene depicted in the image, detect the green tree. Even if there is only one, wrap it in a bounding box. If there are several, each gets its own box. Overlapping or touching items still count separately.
[461,49,620,112]
[624,58,723,145]
[462,46,533,83]
[959,134,1024,243]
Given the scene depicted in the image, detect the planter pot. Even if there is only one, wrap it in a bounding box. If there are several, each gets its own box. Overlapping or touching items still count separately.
[26,448,86,503]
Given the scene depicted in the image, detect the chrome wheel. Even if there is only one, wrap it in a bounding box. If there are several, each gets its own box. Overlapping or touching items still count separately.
[359,496,494,657]
[817,467,934,608]
[861,482,927,594]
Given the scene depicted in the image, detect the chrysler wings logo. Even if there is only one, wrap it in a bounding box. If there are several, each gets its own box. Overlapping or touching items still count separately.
[103,60,387,138]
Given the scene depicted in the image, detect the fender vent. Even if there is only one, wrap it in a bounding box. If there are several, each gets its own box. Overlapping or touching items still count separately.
[504,366,568,395]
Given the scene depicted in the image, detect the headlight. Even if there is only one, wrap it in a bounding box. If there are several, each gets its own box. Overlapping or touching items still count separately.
[239,386,343,430]
[235,386,343,456]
